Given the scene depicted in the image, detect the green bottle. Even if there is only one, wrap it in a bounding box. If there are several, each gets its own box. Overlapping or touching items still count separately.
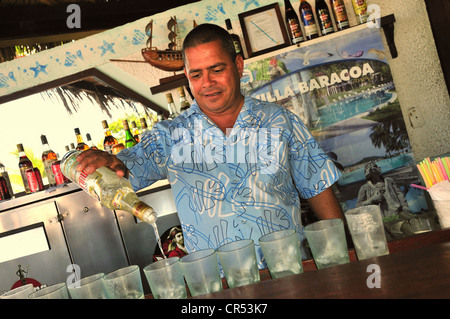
[123,120,138,148]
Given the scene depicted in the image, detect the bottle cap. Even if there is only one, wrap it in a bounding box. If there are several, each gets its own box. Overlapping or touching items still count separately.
[17,144,24,152]
[102,120,108,129]
[74,128,80,134]
[225,19,232,30]
[86,133,92,141]
[166,93,174,103]
[140,118,148,128]
[40,135,48,145]
[122,120,130,130]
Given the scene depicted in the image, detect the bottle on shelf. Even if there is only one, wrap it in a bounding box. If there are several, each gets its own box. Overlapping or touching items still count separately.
[74,128,89,151]
[352,0,368,24]
[70,143,75,150]
[316,0,334,36]
[178,87,191,113]
[157,111,165,122]
[86,133,98,150]
[130,121,140,143]
[123,120,138,148]
[166,93,180,120]
[329,0,350,31]
[140,117,150,139]
[40,134,58,187]
[65,145,70,152]
[17,143,33,194]
[61,150,157,225]
[102,120,119,155]
[225,19,244,57]
[26,167,44,193]
[0,175,12,200]
[299,0,319,40]
[284,0,304,44]
[0,161,13,199]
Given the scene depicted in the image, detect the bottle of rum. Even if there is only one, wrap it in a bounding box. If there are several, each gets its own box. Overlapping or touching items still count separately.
[61,150,157,225]
[40,134,58,187]
[102,120,119,155]
[352,0,368,24]
[316,0,334,36]
[0,175,12,200]
[178,87,191,113]
[140,117,150,139]
[225,19,244,57]
[329,0,350,30]
[123,120,138,148]
[130,121,140,143]
[284,0,304,44]
[166,93,180,120]
[0,161,14,198]
[17,143,33,194]
[299,0,319,40]
[74,128,89,151]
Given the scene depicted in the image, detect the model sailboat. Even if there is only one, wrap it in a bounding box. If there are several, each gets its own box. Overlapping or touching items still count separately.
[142,17,193,72]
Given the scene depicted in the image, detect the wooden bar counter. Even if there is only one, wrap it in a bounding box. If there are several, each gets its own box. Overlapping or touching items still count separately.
[194,229,450,299]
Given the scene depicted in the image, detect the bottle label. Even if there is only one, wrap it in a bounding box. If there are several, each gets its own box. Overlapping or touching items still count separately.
[353,0,368,23]
[317,9,334,33]
[288,19,304,43]
[233,40,242,54]
[300,9,318,36]
[112,190,124,209]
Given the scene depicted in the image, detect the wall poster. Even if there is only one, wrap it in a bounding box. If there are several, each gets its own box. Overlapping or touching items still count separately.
[241,26,439,240]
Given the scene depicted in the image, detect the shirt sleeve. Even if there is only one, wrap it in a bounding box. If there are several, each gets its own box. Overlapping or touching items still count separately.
[287,111,341,199]
[116,124,169,191]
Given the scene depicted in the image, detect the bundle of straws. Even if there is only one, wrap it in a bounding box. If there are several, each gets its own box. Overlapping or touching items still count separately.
[413,157,450,190]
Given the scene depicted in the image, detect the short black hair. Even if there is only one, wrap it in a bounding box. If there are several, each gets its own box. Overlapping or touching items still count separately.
[182,23,237,64]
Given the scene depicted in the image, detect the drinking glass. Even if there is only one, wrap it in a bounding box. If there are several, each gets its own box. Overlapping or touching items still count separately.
[28,283,69,299]
[68,273,108,299]
[144,257,187,299]
[0,284,34,299]
[103,265,144,299]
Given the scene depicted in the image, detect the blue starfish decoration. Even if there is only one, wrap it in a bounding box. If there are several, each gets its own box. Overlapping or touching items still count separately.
[29,62,48,78]
[98,40,116,57]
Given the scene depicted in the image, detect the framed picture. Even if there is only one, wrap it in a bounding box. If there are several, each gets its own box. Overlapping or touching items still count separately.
[238,3,290,58]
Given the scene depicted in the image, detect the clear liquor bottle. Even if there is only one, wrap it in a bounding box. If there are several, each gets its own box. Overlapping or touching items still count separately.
[166,93,180,120]
[178,87,191,112]
[61,150,157,225]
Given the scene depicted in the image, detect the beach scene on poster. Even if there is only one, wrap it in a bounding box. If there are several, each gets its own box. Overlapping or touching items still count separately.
[241,27,437,238]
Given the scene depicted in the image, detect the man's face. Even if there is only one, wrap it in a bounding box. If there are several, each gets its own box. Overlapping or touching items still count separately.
[184,40,244,116]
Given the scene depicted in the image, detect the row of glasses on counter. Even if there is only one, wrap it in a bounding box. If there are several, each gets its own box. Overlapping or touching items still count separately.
[0,204,389,299]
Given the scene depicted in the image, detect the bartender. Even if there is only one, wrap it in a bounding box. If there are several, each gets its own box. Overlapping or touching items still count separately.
[75,23,344,267]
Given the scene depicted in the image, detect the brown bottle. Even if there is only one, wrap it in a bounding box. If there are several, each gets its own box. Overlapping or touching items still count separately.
[41,134,58,187]
[330,0,350,30]
[74,128,89,151]
[17,143,33,194]
[102,120,119,154]
[225,19,244,57]
[284,0,304,44]
[316,0,334,36]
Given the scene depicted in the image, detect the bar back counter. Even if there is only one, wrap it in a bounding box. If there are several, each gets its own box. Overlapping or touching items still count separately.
[0,181,180,295]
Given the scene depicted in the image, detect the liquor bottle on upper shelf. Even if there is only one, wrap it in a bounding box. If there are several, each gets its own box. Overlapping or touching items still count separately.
[225,19,244,57]
[130,121,140,143]
[40,134,58,187]
[299,0,319,40]
[284,0,304,45]
[86,133,98,150]
[70,143,76,150]
[352,0,368,24]
[123,120,138,148]
[74,128,89,151]
[140,117,150,139]
[329,0,349,31]
[61,150,157,225]
[0,161,14,199]
[102,120,119,155]
[166,93,180,120]
[178,87,191,113]
[316,0,334,36]
[0,175,12,201]
[17,143,33,194]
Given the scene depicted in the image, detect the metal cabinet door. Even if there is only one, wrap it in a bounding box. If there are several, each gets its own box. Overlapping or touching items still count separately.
[55,191,129,278]
[0,201,72,292]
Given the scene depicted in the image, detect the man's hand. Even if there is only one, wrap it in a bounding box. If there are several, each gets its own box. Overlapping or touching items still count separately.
[75,149,128,177]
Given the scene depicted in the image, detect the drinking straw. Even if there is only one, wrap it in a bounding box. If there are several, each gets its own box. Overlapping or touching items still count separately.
[410,183,428,190]
[443,157,450,179]
[436,158,448,181]
[416,164,432,188]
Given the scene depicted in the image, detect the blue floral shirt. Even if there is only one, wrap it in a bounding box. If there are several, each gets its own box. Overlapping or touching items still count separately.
[117,96,341,267]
